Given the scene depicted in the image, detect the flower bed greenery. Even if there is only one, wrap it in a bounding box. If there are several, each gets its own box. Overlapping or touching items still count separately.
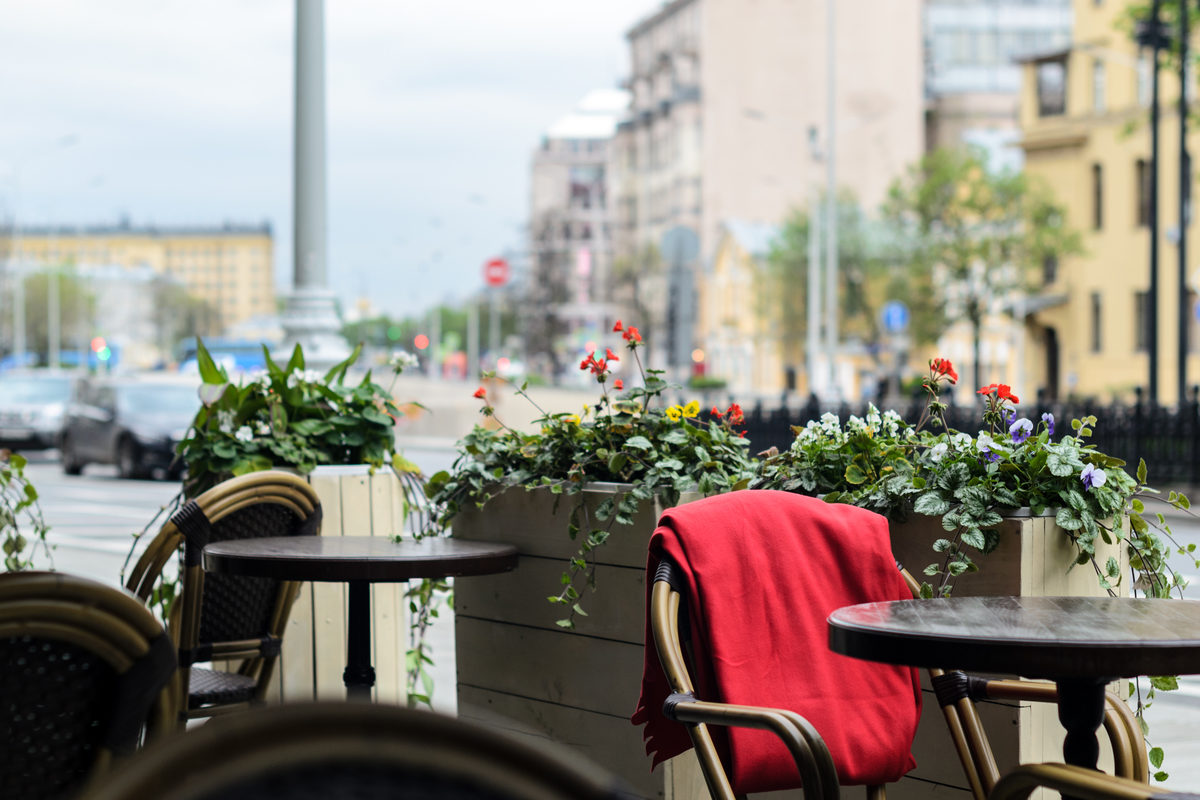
[752,358,1196,600]
[426,321,756,627]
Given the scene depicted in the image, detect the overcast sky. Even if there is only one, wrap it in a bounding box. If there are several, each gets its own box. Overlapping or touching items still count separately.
[0,0,656,321]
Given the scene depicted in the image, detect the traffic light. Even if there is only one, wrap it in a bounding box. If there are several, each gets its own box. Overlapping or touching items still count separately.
[90,336,111,362]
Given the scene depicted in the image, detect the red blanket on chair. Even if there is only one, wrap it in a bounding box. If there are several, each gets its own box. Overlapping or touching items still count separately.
[632,490,921,794]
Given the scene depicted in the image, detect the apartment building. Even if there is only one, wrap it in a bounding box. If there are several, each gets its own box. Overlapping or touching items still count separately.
[1,220,275,334]
[527,89,629,376]
[1018,0,1197,403]
[607,0,923,379]
[925,0,1073,170]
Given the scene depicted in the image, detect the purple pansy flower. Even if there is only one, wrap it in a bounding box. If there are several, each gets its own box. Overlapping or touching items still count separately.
[1042,412,1055,436]
[1080,463,1107,491]
[1009,418,1033,444]
[1002,406,1017,426]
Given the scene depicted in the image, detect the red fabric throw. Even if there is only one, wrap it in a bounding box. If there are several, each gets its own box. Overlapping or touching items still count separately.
[632,490,921,795]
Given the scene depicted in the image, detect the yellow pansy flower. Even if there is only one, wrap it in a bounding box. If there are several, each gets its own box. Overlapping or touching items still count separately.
[682,400,700,418]
[665,405,682,421]
[564,414,580,425]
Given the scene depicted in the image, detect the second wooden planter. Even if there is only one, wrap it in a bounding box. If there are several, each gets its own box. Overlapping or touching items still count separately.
[454,490,1132,800]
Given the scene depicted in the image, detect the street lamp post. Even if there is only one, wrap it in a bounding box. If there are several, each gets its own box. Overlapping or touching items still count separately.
[1178,1,1190,406]
[1136,2,1167,405]
[823,0,839,400]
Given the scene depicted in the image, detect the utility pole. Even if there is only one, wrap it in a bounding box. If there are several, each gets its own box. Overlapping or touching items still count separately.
[806,129,822,398]
[1178,0,1190,406]
[823,0,839,400]
[1138,1,1166,404]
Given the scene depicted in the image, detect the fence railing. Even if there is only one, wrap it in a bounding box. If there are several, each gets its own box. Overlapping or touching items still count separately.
[738,392,1200,486]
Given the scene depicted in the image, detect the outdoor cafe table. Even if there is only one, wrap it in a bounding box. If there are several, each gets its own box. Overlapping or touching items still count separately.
[203,535,518,700]
[827,596,1200,771]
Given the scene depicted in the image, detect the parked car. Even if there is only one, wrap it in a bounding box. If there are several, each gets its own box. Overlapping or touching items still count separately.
[0,372,74,451]
[61,376,201,479]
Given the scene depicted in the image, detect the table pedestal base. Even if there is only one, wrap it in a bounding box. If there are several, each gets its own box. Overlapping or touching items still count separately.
[344,580,376,700]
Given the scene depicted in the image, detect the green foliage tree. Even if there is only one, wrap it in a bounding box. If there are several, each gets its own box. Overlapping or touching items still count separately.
[882,147,1082,391]
[764,193,941,381]
[18,269,94,365]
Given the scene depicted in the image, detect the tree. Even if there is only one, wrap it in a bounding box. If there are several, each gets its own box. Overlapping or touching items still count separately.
[610,243,664,366]
[882,147,1082,391]
[17,269,94,366]
[764,193,941,382]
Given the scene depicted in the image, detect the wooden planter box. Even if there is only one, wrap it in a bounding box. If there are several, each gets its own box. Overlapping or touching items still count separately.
[453,484,705,799]
[884,510,1131,800]
[455,491,1132,800]
[267,465,410,704]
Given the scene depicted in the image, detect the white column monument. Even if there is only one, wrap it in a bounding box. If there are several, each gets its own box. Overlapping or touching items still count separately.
[279,0,350,367]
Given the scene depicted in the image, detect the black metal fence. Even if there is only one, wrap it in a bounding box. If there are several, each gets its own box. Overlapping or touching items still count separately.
[738,390,1200,486]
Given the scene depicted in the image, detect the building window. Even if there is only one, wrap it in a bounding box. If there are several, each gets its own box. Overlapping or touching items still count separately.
[1136,159,1151,226]
[1092,59,1106,112]
[1037,58,1067,116]
[1043,254,1058,285]
[1090,291,1102,353]
[1135,291,1151,352]
[1092,163,1103,230]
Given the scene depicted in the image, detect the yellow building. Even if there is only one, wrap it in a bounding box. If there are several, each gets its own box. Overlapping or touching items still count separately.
[1019,0,1200,404]
[700,221,787,396]
[1,220,275,333]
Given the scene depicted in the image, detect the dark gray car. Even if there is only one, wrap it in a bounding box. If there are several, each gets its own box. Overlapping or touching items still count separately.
[61,377,201,479]
[0,372,73,450]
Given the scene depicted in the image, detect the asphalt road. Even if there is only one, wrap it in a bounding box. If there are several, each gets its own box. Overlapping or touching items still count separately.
[16,447,1200,788]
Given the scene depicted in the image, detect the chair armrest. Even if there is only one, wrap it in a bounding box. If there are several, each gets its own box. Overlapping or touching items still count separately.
[970,678,1149,783]
[665,693,840,800]
[990,763,1187,800]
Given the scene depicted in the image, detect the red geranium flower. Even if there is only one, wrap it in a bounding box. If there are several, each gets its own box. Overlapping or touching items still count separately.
[472,387,486,399]
[613,379,623,390]
[726,403,744,425]
[930,357,958,383]
[605,348,619,362]
[612,320,623,332]
[623,326,642,343]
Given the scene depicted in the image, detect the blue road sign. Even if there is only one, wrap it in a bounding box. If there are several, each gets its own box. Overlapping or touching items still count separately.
[882,301,910,334]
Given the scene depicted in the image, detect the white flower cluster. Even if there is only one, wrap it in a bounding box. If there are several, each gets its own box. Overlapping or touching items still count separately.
[794,412,847,448]
[389,350,420,372]
[286,368,323,389]
[217,409,235,434]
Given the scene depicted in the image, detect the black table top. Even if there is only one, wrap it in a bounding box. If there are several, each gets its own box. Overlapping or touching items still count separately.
[827,595,1200,679]
[202,536,518,583]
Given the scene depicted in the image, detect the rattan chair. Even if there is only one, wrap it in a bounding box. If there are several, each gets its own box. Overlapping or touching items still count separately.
[78,701,637,800]
[0,571,177,800]
[642,491,1150,800]
[903,559,1151,798]
[990,763,1192,800]
[125,470,322,724]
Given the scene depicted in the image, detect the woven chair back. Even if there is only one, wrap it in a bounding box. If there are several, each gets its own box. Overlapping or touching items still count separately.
[78,702,635,800]
[0,572,176,800]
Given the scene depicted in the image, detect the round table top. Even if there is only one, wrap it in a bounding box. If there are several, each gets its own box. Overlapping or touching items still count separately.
[827,595,1200,679]
[202,536,518,583]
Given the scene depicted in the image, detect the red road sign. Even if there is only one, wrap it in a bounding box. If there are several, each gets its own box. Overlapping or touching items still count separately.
[483,257,509,287]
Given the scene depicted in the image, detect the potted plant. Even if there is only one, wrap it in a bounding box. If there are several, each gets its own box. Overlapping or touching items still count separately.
[1,449,51,572]
[750,357,1195,790]
[133,339,432,706]
[425,321,756,798]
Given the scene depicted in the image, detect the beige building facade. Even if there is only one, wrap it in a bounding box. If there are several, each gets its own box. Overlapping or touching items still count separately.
[1018,0,1199,404]
[609,0,924,379]
[1,221,275,335]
